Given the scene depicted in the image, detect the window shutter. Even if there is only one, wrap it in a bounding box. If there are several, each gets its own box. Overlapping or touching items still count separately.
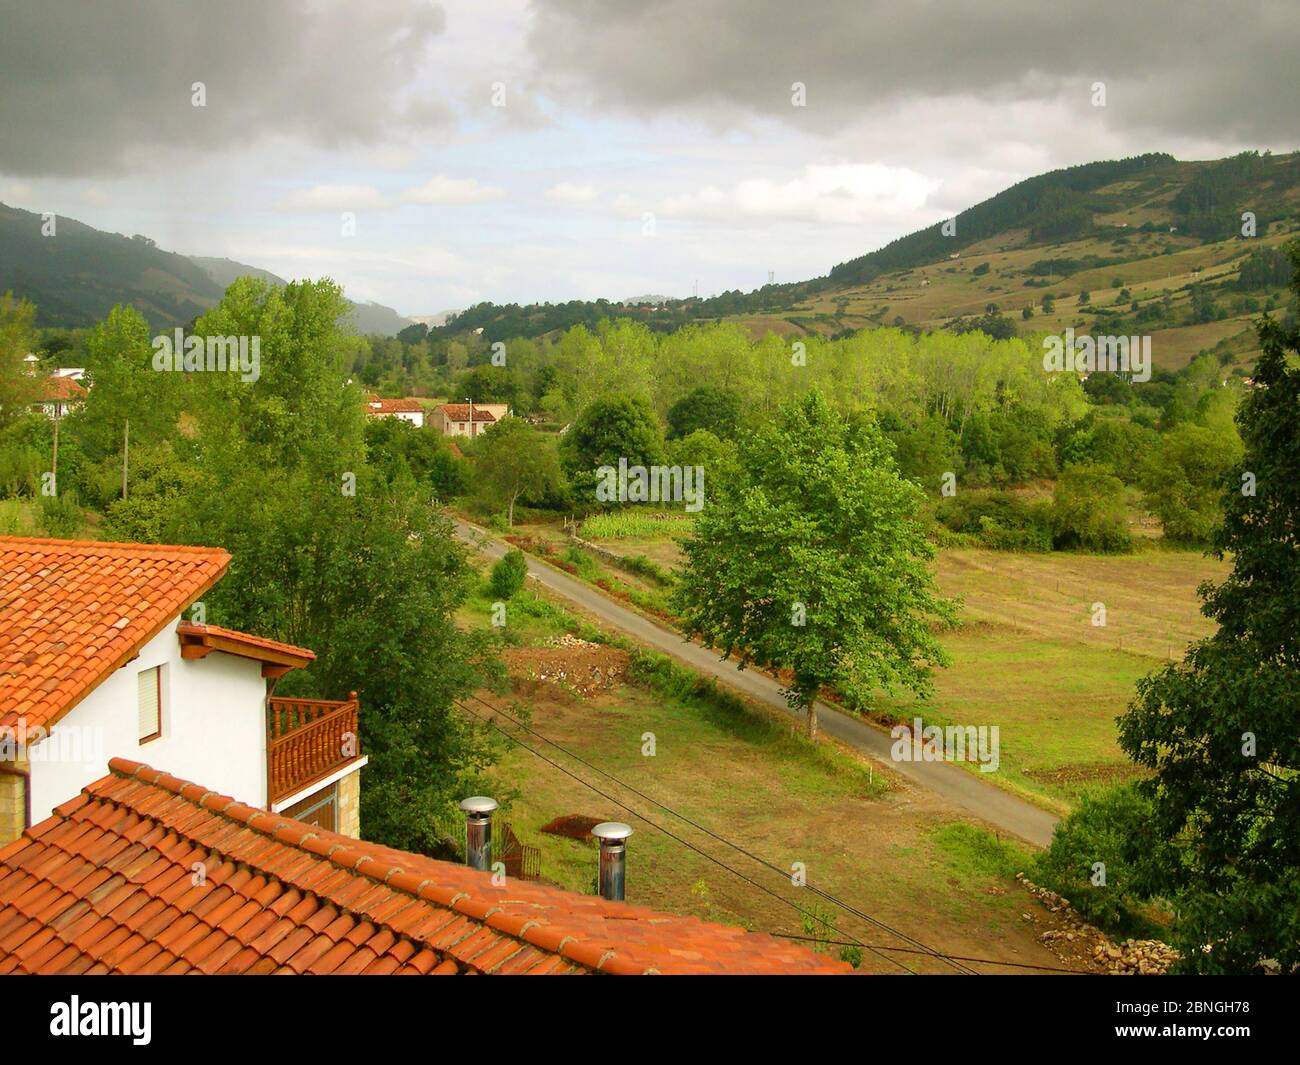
[138,667,161,740]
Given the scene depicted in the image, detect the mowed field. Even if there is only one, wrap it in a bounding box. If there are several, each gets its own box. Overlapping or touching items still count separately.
[572,527,1228,811]
[886,548,1228,809]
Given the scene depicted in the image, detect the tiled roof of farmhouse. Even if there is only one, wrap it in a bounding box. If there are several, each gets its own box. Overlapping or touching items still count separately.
[37,376,87,402]
[365,395,425,414]
[0,538,229,734]
[0,760,851,975]
[437,404,495,422]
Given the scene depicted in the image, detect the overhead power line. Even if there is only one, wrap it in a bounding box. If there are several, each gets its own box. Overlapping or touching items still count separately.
[454,697,916,973]
[464,690,979,973]
[463,693,1095,974]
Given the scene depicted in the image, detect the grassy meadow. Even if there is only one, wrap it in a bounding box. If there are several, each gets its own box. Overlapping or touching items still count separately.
[457,570,1076,973]
[545,517,1228,811]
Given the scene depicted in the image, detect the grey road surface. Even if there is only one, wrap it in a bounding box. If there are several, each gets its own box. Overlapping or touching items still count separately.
[456,519,1059,847]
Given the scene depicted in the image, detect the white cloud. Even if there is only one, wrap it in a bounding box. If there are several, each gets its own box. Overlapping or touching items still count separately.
[660,163,942,225]
[399,175,505,205]
[1,179,33,204]
[276,184,390,212]
[545,181,597,203]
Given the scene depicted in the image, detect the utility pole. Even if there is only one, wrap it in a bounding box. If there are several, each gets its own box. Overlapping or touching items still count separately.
[122,419,129,500]
[466,396,472,438]
[51,411,60,491]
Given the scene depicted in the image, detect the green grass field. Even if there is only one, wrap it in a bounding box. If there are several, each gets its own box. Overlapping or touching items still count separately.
[558,523,1227,810]
[458,577,1071,971]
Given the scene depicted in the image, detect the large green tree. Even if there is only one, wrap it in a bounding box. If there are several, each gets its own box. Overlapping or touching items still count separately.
[470,415,563,526]
[666,384,742,440]
[100,279,500,854]
[1118,246,1300,973]
[672,391,955,737]
[1139,421,1243,543]
[0,293,39,431]
[560,394,665,503]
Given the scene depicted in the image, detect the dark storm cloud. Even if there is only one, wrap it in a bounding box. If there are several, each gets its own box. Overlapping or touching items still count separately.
[525,0,1299,145]
[0,0,449,176]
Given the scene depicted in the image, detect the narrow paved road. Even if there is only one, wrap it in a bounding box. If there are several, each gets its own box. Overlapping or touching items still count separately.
[457,520,1059,847]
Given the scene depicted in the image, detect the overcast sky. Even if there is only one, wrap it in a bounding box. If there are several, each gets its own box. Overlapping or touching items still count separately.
[0,0,1294,316]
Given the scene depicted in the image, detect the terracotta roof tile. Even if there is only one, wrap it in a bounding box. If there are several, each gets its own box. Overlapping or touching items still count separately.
[35,376,87,403]
[0,760,850,975]
[436,403,496,423]
[176,622,315,665]
[365,396,425,415]
[0,538,230,734]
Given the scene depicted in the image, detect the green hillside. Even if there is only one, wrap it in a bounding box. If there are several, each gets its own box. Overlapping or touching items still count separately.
[433,150,1300,371]
[0,202,222,330]
[0,206,415,335]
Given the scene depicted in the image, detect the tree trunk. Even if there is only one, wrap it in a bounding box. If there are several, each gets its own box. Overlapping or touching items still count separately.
[805,701,819,741]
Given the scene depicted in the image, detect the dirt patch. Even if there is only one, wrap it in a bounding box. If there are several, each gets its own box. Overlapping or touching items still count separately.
[502,636,631,698]
[504,534,557,556]
[1025,763,1150,787]
[540,814,604,843]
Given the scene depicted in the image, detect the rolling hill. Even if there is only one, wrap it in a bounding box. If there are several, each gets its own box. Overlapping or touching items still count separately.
[434,150,1300,371]
[0,205,415,335]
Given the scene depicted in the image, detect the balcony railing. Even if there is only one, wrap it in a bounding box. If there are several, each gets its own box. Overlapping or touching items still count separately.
[267,693,361,805]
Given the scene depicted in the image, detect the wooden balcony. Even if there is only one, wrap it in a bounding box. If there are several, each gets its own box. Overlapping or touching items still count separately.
[267,693,362,805]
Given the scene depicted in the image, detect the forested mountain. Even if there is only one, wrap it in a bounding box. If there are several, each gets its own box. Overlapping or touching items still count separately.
[0,205,414,335]
[0,202,223,329]
[430,151,1300,348]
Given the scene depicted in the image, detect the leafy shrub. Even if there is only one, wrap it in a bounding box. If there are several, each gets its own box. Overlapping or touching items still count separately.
[1050,464,1133,552]
[37,492,83,538]
[561,545,602,581]
[489,548,528,600]
[935,490,1052,551]
[619,553,672,585]
[1034,784,1164,933]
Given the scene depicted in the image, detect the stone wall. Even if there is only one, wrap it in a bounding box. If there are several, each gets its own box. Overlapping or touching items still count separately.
[337,767,361,839]
[0,758,30,848]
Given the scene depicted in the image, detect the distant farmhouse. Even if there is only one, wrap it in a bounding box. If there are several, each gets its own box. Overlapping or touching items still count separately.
[429,402,509,439]
[35,374,87,419]
[22,355,88,419]
[364,395,426,428]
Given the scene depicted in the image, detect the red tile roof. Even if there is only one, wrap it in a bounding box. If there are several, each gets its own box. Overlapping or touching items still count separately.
[0,760,850,975]
[0,538,230,734]
[365,396,425,415]
[177,622,316,669]
[437,404,495,423]
[36,376,87,403]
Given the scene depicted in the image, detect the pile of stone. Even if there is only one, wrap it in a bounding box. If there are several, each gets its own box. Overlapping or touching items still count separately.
[1015,872,1181,975]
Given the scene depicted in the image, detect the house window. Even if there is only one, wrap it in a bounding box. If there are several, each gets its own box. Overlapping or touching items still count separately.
[283,784,337,831]
[137,666,162,743]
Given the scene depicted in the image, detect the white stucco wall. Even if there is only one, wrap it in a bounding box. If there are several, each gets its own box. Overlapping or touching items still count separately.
[28,618,269,823]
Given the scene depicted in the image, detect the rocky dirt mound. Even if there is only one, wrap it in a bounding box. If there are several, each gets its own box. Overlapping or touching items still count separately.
[1017,873,1181,975]
[502,636,630,697]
